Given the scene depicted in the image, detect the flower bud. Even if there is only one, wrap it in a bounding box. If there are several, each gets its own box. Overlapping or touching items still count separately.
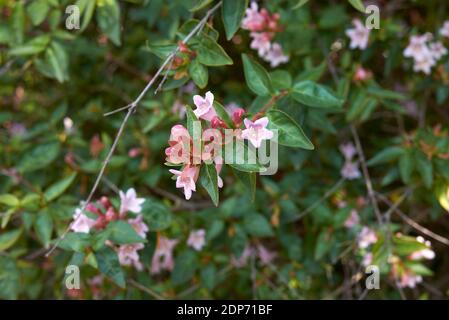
[232,108,245,126]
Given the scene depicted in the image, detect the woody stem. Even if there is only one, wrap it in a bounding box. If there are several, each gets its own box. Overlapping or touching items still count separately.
[252,90,288,121]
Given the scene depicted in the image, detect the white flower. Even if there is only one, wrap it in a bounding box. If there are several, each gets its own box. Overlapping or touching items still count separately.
[341,161,361,180]
[413,55,436,75]
[263,42,289,67]
[358,226,378,249]
[241,117,274,148]
[429,41,448,60]
[339,142,357,161]
[440,20,449,38]
[404,34,431,62]
[193,91,217,122]
[346,19,370,50]
[117,243,144,271]
[71,208,96,233]
[187,229,206,251]
[250,32,272,56]
[119,188,145,214]
[128,214,149,239]
[409,236,435,260]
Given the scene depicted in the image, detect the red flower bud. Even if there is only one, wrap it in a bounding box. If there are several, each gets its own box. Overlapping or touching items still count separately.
[232,108,245,126]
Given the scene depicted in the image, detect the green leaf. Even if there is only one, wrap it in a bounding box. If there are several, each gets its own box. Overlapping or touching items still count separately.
[292,81,343,108]
[197,34,233,66]
[0,229,22,251]
[348,0,365,13]
[189,0,213,12]
[232,169,256,201]
[0,194,20,207]
[367,146,404,166]
[106,220,146,244]
[96,246,126,288]
[200,163,219,206]
[76,0,96,31]
[404,262,433,276]
[141,199,173,231]
[27,0,49,26]
[189,59,208,89]
[398,150,414,184]
[415,152,433,188]
[96,0,121,46]
[242,54,273,96]
[243,213,274,237]
[11,1,25,45]
[201,264,217,290]
[44,173,77,202]
[145,42,177,59]
[34,211,53,248]
[8,35,50,56]
[0,256,20,299]
[315,230,332,259]
[270,70,292,91]
[57,232,91,252]
[393,235,429,256]
[267,109,314,149]
[207,220,225,241]
[18,143,60,173]
[212,101,233,128]
[222,0,248,40]
[172,250,198,285]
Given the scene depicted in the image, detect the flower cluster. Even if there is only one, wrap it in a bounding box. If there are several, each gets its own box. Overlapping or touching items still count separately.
[404,32,448,75]
[339,142,361,180]
[231,244,276,268]
[346,19,371,50]
[166,91,273,200]
[241,2,289,67]
[70,188,148,270]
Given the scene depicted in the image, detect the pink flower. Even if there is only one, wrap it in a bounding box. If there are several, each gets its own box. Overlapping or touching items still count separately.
[117,243,144,270]
[193,91,217,121]
[187,229,206,251]
[119,188,145,214]
[358,227,378,249]
[346,19,370,50]
[128,214,149,239]
[151,236,178,275]
[241,117,274,148]
[171,100,186,118]
[339,142,357,161]
[396,271,423,289]
[362,252,373,267]
[404,34,431,62]
[409,236,435,260]
[242,2,266,32]
[353,66,372,82]
[231,245,254,268]
[341,161,361,180]
[344,209,360,228]
[257,245,276,265]
[429,41,448,60]
[71,208,96,233]
[165,124,191,164]
[169,166,200,200]
[250,32,272,56]
[440,20,449,38]
[413,55,436,75]
[263,43,289,67]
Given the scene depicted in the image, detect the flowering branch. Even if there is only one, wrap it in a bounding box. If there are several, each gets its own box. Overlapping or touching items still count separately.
[45,1,223,257]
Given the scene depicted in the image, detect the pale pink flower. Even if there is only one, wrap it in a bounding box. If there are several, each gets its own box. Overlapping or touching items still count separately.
[225,102,241,114]
[429,41,448,60]
[413,55,436,75]
[341,161,361,180]
[358,227,378,249]
[362,252,373,267]
[151,236,178,275]
[187,229,206,251]
[193,91,217,121]
[165,124,191,164]
[346,19,370,50]
[63,117,74,135]
[241,2,266,32]
[171,100,186,118]
[71,208,96,233]
[117,243,144,270]
[231,245,254,268]
[353,66,372,82]
[250,32,272,56]
[263,43,289,67]
[344,209,360,228]
[257,245,276,265]
[404,34,431,62]
[339,142,357,161]
[440,20,449,38]
[397,271,423,289]
[241,117,274,148]
[169,166,200,200]
[215,157,224,188]
[409,236,435,260]
[7,122,26,137]
[128,214,149,239]
[119,188,145,214]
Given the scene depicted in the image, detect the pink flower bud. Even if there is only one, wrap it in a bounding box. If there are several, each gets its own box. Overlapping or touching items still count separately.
[232,108,245,126]
[128,147,142,158]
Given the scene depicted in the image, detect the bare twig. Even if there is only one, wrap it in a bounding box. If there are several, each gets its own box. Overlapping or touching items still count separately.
[128,279,166,300]
[45,1,223,257]
[350,125,383,225]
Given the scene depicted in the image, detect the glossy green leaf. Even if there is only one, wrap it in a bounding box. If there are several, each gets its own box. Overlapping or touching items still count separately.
[292,81,343,108]
[242,53,273,96]
[96,246,126,288]
[222,0,248,40]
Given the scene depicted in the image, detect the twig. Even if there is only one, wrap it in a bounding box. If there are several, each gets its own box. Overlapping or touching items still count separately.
[350,124,383,225]
[128,279,166,300]
[45,1,223,257]
[288,177,345,222]
[252,90,288,121]
[376,192,449,246]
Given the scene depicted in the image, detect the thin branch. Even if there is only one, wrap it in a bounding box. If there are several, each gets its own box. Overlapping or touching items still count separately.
[45,1,223,257]
[376,192,449,246]
[350,124,383,225]
[128,279,166,300]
